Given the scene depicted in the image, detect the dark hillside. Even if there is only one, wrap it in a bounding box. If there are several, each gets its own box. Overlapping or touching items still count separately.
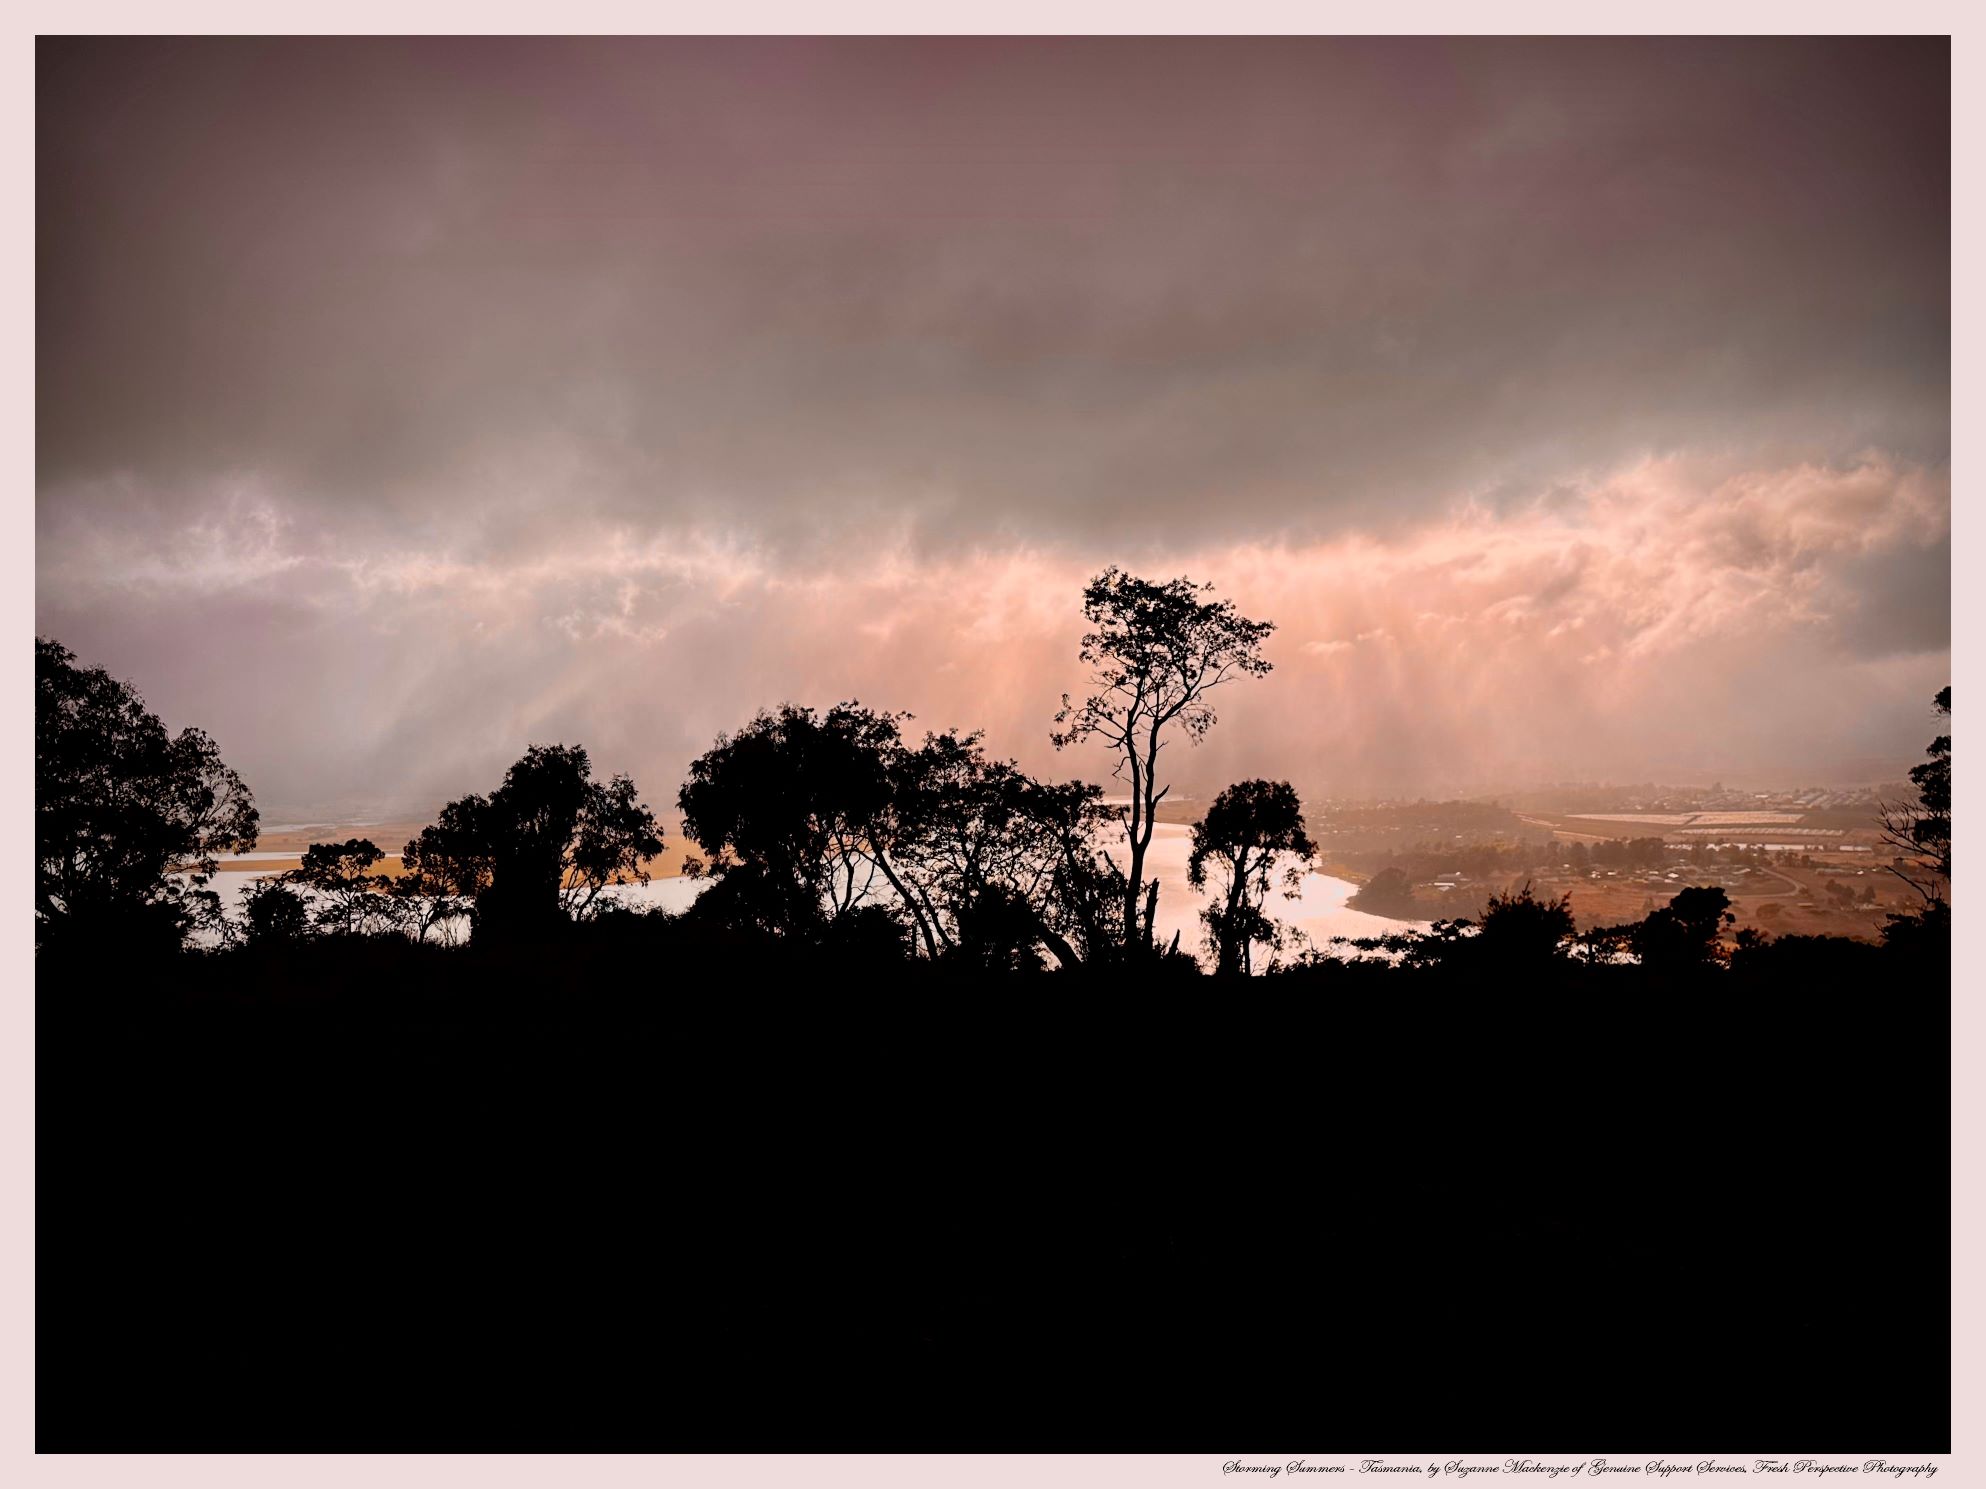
[38,929,1948,1451]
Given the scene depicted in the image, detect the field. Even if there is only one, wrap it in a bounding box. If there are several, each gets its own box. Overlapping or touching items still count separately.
[1509,810,1903,938]
[1309,796,1918,943]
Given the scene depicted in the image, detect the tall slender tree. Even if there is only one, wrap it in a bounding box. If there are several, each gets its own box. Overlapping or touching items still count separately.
[1051,569,1274,959]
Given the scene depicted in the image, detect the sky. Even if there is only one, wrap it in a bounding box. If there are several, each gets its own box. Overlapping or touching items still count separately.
[36,37,1950,820]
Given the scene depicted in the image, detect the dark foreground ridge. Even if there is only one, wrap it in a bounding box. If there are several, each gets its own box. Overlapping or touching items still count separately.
[39,928,1948,1452]
[35,617,1952,1450]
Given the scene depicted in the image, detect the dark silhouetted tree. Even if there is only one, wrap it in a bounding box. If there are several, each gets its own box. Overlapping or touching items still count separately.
[1328,882,1573,974]
[678,703,908,944]
[36,637,258,953]
[879,728,994,958]
[405,745,662,941]
[1730,925,1886,979]
[1878,685,1950,908]
[1005,774,1126,969]
[945,884,1051,973]
[1473,882,1577,967]
[285,838,398,937]
[1622,886,1735,972]
[1880,896,1950,966]
[888,729,1124,970]
[238,877,310,946]
[1187,779,1316,975]
[386,861,472,944]
[1326,916,1472,970]
[1051,569,1273,960]
[679,706,1127,968]
[401,795,498,909]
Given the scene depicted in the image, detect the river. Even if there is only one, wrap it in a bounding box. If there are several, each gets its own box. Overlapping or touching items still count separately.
[197,822,1423,968]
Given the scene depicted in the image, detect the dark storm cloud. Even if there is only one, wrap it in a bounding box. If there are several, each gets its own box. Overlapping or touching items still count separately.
[34,37,1950,813]
[39,37,1946,552]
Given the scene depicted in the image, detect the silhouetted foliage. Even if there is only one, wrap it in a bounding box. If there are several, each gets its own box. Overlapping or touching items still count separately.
[34,614,1952,1454]
[1596,885,1735,972]
[678,702,910,945]
[1473,882,1577,967]
[1881,895,1951,969]
[1051,569,1273,960]
[285,838,398,937]
[1879,685,1951,914]
[1321,913,1470,970]
[1186,779,1315,975]
[1866,694,1962,984]
[387,861,472,944]
[1330,881,1733,978]
[42,918,1946,1452]
[1000,773,1129,969]
[237,877,310,946]
[678,706,1127,969]
[1730,926,1885,978]
[404,744,662,941]
[871,726,1010,962]
[400,795,498,903]
[36,636,258,954]
[943,883,1050,973]
[1326,881,1575,974]
[889,729,1149,970]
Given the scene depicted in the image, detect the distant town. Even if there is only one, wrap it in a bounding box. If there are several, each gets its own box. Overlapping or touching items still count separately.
[1236,779,1918,944]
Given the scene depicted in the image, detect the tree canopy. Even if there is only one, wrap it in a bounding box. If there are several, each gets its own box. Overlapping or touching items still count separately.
[36,636,258,953]
[404,744,662,940]
[1187,778,1316,975]
[32,617,1949,985]
[678,702,908,943]
[1879,685,1950,906]
[285,838,400,938]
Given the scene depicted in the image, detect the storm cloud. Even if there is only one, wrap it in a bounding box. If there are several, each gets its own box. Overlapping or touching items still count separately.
[36,37,1950,817]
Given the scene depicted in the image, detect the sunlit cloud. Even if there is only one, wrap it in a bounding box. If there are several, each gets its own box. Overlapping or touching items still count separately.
[35,452,1948,815]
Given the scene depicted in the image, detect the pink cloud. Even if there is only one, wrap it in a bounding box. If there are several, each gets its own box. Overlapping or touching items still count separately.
[34,453,1949,812]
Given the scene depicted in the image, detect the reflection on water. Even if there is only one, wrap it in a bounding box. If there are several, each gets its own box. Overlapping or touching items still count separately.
[506,823,1429,967]
[1139,823,1427,965]
[193,822,1425,969]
